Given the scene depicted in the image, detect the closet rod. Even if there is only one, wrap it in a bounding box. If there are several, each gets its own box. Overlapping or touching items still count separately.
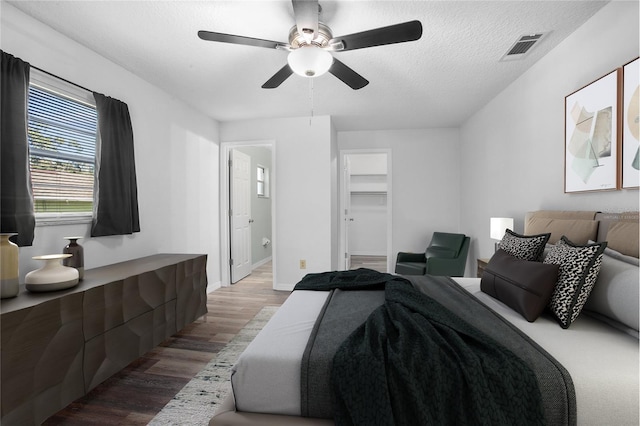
[31,64,93,94]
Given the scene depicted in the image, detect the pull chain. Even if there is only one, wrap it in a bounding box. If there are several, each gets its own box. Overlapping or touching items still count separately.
[309,78,314,126]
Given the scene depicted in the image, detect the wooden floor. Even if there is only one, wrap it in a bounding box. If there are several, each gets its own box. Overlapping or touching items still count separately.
[350,255,387,273]
[43,261,288,425]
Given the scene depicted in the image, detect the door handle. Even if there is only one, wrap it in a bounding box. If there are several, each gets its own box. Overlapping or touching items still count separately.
[249,219,254,223]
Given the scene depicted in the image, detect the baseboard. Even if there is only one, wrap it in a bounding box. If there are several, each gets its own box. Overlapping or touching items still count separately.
[207,280,222,293]
[275,282,295,292]
[252,256,272,270]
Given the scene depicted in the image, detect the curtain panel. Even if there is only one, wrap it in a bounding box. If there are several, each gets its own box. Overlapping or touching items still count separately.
[0,51,35,246]
[91,93,140,237]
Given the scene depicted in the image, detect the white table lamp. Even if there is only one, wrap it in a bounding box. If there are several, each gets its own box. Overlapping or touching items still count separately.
[490,217,514,251]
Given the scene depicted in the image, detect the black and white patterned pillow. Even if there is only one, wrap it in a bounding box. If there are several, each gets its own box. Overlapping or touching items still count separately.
[544,236,607,329]
[498,229,551,261]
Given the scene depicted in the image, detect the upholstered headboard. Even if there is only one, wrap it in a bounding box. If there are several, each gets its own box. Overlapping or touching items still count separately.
[524,210,639,258]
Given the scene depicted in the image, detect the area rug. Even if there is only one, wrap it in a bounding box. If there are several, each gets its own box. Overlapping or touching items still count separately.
[149,306,279,425]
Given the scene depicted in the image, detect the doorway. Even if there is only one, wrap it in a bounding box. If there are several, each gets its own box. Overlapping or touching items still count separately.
[220,141,275,288]
[339,150,392,273]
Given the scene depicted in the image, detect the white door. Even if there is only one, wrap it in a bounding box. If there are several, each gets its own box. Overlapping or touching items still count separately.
[343,156,352,270]
[230,149,252,283]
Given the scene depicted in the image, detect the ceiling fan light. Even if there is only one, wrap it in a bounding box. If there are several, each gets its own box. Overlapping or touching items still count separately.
[287,46,333,78]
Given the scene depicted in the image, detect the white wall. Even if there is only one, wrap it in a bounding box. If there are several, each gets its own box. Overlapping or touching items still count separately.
[338,128,462,269]
[220,116,334,290]
[460,1,640,271]
[349,193,387,256]
[349,153,388,175]
[2,4,222,286]
[330,120,339,270]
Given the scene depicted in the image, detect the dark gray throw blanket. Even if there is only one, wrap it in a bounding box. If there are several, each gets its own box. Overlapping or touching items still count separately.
[295,269,575,426]
[300,288,386,418]
[294,268,395,292]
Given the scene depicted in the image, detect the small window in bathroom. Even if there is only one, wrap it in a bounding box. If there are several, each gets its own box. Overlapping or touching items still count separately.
[257,165,269,198]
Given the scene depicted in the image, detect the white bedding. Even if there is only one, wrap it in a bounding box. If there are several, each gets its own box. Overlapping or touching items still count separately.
[231,290,329,415]
[457,278,639,426]
[231,278,639,425]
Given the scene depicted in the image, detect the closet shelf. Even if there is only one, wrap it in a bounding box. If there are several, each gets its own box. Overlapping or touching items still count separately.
[350,191,387,195]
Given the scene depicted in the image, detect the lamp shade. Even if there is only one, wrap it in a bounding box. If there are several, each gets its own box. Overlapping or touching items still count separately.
[490,217,514,240]
[287,46,333,77]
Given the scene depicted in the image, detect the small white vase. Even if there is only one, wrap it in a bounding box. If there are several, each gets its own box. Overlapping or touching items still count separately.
[25,254,79,292]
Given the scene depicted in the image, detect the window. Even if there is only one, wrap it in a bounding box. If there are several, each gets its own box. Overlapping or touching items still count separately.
[257,165,269,198]
[27,70,97,223]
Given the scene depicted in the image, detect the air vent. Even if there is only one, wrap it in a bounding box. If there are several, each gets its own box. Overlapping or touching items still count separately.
[500,33,547,61]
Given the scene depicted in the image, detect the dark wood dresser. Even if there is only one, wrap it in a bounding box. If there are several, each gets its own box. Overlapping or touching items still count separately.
[1,253,208,425]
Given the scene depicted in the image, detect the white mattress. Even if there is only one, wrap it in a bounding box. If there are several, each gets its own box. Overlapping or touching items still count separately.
[231,290,330,416]
[231,278,639,425]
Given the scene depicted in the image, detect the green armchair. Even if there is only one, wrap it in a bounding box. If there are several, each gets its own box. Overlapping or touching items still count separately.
[395,232,470,277]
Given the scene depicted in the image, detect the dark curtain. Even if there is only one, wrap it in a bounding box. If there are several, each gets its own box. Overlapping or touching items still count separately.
[1,51,35,246]
[91,92,140,237]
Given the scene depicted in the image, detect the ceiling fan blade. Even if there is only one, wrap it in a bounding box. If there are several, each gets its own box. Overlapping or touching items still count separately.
[331,20,422,52]
[292,0,319,41]
[198,30,287,50]
[329,59,369,90]
[262,64,294,89]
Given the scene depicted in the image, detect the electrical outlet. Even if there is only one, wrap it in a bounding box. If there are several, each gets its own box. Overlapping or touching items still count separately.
[299,259,306,269]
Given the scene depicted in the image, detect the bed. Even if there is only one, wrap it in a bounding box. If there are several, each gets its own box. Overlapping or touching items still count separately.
[210,211,639,425]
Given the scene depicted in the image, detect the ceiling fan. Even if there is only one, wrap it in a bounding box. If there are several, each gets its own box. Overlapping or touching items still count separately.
[198,0,422,90]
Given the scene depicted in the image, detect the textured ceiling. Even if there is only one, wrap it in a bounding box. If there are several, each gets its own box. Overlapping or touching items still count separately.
[7,1,607,131]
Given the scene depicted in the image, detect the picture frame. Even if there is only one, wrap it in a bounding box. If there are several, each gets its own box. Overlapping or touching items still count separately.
[564,69,621,193]
[622,57,639,189]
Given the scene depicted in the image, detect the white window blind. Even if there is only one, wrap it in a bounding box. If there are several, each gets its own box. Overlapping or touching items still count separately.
[27,78,97,218]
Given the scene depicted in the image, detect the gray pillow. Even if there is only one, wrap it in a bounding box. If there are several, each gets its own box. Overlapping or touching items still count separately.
[583,251,639,333]
[603,246,640,266]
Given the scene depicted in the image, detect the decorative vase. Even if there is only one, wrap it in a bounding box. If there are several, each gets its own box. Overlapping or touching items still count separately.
[25,254,79,292]
[1,233,19,299]
[63,236,84,280]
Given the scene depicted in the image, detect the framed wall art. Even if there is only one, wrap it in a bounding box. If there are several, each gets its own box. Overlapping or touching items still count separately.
[622,57,639,189]
[564,69,621,193]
